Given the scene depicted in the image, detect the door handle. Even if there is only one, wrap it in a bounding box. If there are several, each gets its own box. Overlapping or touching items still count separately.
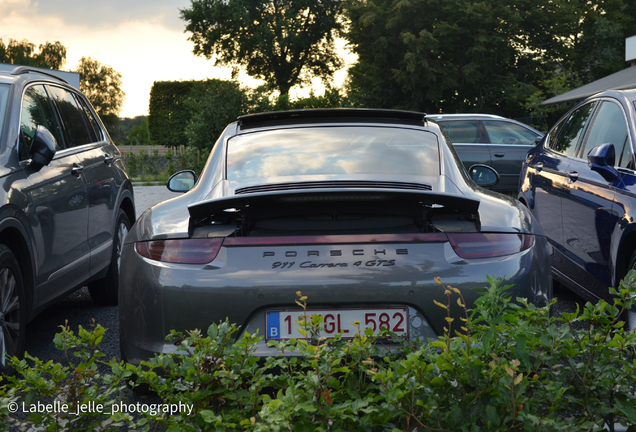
[534,162,544,172]
[104,154,114,165]
[71,163,84,177]
[494,153,505,158]
[567,171,579,181]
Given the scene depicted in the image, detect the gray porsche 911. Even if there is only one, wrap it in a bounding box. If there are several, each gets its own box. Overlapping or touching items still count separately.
[119,109,551,365]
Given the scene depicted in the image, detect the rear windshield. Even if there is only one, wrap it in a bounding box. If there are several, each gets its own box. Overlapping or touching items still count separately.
[226,126,440,180]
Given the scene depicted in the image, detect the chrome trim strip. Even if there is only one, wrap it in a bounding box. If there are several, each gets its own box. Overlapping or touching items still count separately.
[47,253,91,282]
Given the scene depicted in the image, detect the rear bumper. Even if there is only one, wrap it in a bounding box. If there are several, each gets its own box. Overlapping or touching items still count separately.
[119,236,552,366]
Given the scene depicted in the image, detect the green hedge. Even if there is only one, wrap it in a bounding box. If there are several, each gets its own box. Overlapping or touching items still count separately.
[5,273,635,431]
[149,80,351,153]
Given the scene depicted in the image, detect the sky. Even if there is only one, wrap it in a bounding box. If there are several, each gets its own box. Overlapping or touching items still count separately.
[0,0,353,118]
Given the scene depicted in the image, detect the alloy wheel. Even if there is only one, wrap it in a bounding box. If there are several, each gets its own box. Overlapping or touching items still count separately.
[0,267,19,368]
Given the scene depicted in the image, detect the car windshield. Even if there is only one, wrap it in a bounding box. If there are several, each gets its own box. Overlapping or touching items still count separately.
[226,126,440,180]
[0,84,9,136]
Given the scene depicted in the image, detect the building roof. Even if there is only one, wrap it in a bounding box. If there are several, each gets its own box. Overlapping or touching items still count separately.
[539,66,636,106]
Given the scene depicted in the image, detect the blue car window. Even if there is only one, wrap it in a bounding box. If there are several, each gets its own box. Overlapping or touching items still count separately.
[580,101,628,163]
[549,102,597,157]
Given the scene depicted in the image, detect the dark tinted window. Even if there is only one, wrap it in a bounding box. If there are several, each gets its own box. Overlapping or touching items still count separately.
[617,137,634,169]
[20,85,64,161]
[482,120,539,145]
[581,101,628,162]
[47,85,93,147]
[549,102,597,157]
[0,84,9,136]
[227,126,440,180]
[77,96,102,141]
[437,121,481,144]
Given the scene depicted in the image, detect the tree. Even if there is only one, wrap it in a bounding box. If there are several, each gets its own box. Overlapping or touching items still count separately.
[185,79,247,150]
[180,0,344,96]
[76,56,125,132]
[344,0,636,121]
[0,39,66,69]
[344,0,563,117]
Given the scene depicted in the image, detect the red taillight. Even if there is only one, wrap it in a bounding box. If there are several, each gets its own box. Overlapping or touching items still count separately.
[447,233,534,259]
[135,238,223,264]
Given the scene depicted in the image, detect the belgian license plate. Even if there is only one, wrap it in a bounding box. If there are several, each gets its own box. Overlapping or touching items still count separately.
[266,308,409,340]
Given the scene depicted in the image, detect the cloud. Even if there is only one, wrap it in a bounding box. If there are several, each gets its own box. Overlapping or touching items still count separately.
[1,0,190,32]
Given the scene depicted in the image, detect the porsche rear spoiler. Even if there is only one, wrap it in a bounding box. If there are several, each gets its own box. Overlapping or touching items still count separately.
[187,189,480,232]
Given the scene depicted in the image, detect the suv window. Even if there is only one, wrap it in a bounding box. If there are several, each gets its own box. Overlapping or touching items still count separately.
[549,101,597,157]
[437,121,481,144]
[0,84,9,137]
[580,101,629,167]
[47,85,94,147]
[77,96,102,141]
[20,85,64,161]
[482,120,538,145]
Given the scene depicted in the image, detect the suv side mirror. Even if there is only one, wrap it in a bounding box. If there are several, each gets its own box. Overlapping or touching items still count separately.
[30,125,57,168]
[468,164,500,187]
[588,143,619,182]
[167,170,198,193]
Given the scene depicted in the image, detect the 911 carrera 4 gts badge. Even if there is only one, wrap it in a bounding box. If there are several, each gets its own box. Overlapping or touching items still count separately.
[271,259,396,269]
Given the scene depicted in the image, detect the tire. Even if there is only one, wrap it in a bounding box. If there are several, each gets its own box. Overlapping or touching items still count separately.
[0,244,26,374]
[88,208,130,306]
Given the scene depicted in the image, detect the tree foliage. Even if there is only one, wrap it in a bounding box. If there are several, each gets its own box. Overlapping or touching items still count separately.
[185,80,247,150]
[181,0,344,96]
[0,39,66,69]
[76,56,125,131]
[344,0,636,124]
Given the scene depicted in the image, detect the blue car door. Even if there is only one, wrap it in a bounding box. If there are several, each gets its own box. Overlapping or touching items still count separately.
[528,102,598,266]
[560,100,627,299]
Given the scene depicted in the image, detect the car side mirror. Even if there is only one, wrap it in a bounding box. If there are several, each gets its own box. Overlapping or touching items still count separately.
[468,164,500,187]
[30,125,56,168]
[167,170,198,193]
[535,135,544,145]
[588,143,619,182]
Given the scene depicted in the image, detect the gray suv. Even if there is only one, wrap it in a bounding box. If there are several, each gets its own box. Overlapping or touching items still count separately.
[429,114,543,192]
[0,66,135,371]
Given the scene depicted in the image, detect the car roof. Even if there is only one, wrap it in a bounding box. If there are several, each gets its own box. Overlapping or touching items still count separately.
[426,113,506,120]
[0,65,72,87]
[237,108,429,130]
[584,88,636,104]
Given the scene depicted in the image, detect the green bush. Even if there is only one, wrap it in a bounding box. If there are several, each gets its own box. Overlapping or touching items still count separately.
[3,274,636,431]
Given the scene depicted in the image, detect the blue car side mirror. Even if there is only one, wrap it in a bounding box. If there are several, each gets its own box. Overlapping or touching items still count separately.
[587,143,619,182]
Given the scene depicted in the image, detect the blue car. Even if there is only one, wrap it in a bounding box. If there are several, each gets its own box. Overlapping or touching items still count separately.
[518,89,636,327]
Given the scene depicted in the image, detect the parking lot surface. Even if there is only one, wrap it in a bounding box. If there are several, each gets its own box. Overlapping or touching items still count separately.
[24,185,179,369]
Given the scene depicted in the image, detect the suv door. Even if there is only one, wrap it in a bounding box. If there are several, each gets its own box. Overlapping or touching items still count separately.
[46,85,119,277]
[561,100,627,299]
[19,84,90,305]
[482,120,541,191]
